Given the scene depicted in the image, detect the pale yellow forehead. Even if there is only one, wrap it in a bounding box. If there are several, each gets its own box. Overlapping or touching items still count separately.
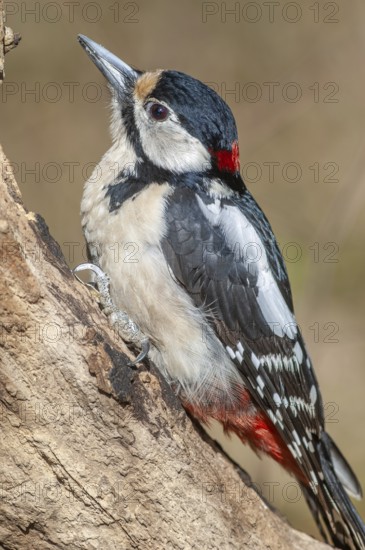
[134,70,163,102]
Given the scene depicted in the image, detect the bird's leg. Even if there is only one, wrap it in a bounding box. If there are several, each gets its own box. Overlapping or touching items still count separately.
[73,263,150,365]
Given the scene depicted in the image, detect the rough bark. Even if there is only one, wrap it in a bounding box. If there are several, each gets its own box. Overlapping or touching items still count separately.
[0,8,330,548]
[0,0,5,86]
[0,0,21,84]
[0,154,333,550]
[0,0,4,83]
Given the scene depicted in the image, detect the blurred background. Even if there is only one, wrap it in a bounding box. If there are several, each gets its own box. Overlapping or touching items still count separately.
[2,0,365,541]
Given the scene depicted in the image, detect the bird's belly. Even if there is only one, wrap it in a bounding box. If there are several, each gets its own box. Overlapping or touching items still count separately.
[101,243,241,403]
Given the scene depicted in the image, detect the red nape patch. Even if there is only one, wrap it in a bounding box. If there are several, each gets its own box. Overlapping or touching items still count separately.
[210,140,240,174]
[183,390,306,484]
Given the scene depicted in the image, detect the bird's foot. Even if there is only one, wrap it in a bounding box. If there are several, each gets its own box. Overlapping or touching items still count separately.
[73,263,150,365]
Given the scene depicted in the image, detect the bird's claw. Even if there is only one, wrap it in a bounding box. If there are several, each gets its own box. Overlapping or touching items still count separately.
[73,262,150,364]
[128,337,150,366]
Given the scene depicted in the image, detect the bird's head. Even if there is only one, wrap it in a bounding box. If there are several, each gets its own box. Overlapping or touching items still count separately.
[78,35,242,191]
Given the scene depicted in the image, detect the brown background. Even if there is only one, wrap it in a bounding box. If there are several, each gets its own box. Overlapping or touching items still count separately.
[2,0,365,540]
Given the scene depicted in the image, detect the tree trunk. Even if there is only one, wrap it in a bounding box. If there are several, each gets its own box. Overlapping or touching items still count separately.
[0,0,3,82]
[0,8,330,549]
[0,0,20,83]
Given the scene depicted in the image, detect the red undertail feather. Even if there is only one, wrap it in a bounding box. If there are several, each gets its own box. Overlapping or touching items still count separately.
[183,388,305,483]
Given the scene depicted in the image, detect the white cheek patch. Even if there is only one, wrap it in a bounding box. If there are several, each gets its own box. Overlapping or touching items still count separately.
[134,103,211,173]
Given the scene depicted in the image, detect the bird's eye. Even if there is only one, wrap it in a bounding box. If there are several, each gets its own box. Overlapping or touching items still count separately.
[146,102,169,122]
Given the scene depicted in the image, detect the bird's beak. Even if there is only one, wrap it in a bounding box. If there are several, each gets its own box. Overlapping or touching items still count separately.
[78,34,139,93]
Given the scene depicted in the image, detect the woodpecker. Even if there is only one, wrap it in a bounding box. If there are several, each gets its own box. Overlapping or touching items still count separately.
[77,35,365,549]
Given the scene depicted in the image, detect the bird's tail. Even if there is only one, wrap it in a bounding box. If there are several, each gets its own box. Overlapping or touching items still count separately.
[302,432,365,550]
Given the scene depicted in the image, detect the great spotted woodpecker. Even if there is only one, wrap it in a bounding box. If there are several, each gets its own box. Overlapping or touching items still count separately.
[77,35,365,549]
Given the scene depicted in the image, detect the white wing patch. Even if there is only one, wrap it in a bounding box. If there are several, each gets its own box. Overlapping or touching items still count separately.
[196,197,297,339]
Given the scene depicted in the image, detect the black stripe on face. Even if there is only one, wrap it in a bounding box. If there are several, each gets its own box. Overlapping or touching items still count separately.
[119,99,144,159]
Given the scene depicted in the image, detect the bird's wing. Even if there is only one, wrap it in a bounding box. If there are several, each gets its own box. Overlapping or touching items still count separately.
[161,185,325,486]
